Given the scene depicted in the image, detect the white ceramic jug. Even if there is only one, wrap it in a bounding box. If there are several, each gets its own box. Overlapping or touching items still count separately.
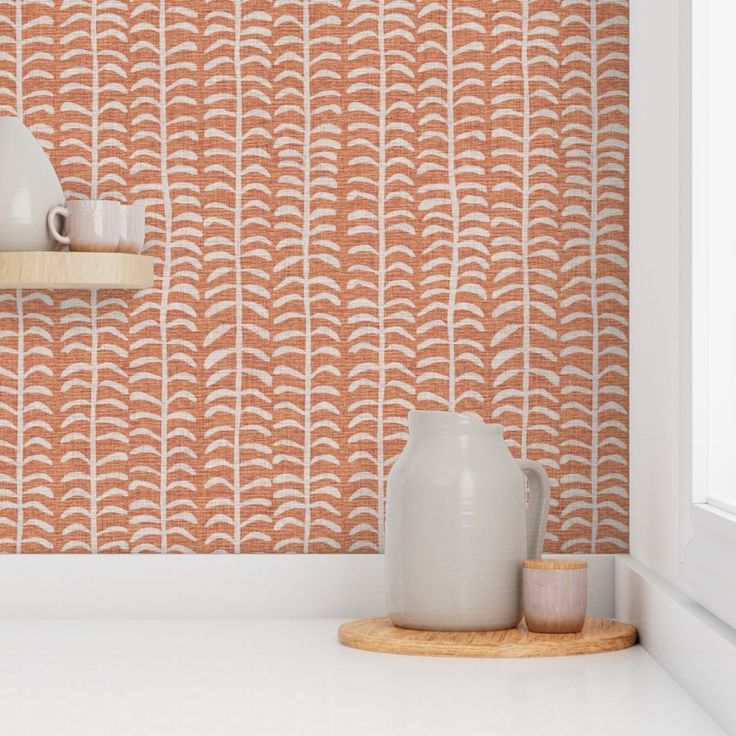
[385,411,551,631]
[0,117,64,252]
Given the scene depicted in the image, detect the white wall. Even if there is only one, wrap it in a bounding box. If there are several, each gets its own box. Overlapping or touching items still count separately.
[0,0,682,619]
[629,0,689,583]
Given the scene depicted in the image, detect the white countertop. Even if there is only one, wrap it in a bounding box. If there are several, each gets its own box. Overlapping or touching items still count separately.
[0,619,724,735]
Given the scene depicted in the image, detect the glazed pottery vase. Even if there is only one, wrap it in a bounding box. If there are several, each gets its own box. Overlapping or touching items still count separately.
[385,411,551,631]
[0,117,64,252]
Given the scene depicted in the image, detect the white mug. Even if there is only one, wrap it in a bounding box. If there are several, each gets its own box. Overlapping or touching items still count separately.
[117,202,146,254]
[47,200,121,253]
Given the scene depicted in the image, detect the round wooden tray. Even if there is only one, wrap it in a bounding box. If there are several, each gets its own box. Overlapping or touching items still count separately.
[338,617,637,658]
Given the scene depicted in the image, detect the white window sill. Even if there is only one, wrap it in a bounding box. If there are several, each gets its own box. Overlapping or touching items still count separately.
[707,497,736,517]
[691,501,736,539]
[682,503,736,630]
[616,554,736,735]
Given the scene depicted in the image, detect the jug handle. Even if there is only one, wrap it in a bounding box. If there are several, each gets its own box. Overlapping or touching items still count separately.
[517,459,551,559]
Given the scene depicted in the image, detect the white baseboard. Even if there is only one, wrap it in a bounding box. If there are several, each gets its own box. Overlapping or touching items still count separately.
[0,555,385,619]
[0,553,614,619]
[615,555,736,735]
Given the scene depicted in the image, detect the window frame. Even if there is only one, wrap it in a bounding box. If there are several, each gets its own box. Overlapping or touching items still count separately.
[681,0,736,629]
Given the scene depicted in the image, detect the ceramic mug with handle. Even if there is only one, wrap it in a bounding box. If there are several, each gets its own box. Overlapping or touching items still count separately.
[47,200,121,252]
[117,202,146,254]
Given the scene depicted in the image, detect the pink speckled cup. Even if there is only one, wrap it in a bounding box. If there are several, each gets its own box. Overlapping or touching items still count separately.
[522,560,587,634]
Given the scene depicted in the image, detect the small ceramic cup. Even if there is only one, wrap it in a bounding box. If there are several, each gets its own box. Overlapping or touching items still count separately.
[117,202,146,254]
[522,559,587,634]
[47,200,121,252]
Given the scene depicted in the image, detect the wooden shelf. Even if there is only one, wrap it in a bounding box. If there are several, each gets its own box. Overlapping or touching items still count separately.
[0,251,154,290]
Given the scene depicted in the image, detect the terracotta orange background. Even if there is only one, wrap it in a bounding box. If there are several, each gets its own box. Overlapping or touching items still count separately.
[0,0,628,553]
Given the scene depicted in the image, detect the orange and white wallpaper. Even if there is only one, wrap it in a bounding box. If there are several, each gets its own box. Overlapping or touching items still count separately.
[0,0,628,553]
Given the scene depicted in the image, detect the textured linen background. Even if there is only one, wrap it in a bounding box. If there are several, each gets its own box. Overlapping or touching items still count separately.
[0,0,628,553]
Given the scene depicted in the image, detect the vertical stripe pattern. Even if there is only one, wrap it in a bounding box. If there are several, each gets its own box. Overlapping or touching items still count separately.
[0,0,629,554]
